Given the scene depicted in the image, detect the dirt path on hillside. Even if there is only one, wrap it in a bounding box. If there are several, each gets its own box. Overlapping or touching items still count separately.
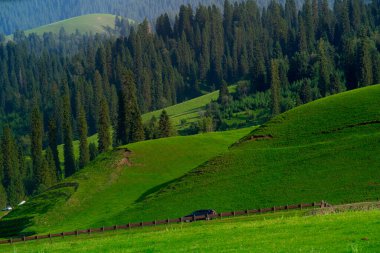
[117,149,133,167]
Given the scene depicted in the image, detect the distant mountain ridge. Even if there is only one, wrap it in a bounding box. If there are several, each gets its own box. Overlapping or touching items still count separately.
[0,0,306,35]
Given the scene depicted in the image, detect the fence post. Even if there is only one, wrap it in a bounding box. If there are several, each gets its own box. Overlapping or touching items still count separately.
[245,209,249,215]
[102,226,105,232]
[140,222,143,228]
[61,232,64,238]
[154,220,157,226]
[273,206,276,212]
[88,229,91,235]
[193,215,196,222]
[167,218,170,224]
[220,213,223,220]
[23,236,25,243]
[128,223,131,229]
[75,230,78,236]
[233,211,236,216]
[10,238,12,244]
[299,203,303,210]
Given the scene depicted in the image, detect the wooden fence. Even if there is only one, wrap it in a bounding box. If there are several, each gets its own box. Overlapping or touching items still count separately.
[0,200,329,245]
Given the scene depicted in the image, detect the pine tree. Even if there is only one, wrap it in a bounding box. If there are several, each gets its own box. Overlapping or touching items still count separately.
[1,127,23,206]
[116,70,144,145]
[218,81,230,106]
[89,143,98,161]
[40,148,57,189]
[270,59,281,116]
[158,110,172,138]
[48,118,60,180]
[62,82,76,177]
[358,38,373,87]
[76,93,89,169]
[98,97,111,153]
[30,106,43,188]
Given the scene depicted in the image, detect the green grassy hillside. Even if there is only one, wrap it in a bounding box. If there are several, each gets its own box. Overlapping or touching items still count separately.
[113,85,380,222]
[142,85,236,131]
[0,128,253,236]
[3,209,380,252]
[10,14,120,37]
[3,85,380,240]
[57,86,235,161]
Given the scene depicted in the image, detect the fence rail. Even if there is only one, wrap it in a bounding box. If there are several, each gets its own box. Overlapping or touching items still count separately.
[0,200,329,245]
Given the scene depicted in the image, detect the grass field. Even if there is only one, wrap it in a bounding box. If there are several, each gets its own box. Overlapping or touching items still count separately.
[2,209,380,252]
[8,14,120,38]
[111,85,380,223]
[0,128,253,237]
[2,85,380,244]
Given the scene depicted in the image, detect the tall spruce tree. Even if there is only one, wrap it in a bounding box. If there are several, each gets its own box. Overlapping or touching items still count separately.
[358,38,373,87]
[217,81,230,106]
[62,82,76,177]
[1,127,23,206]
[76,93,89,169]
[30,106,43,189]
[158,110,172,138]
[98,97,111,153]
[48,118,60,180]
[41,148,58,188]
[116,70,144,145]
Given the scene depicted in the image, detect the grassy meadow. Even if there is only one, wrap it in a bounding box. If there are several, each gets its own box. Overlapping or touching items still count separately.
[112,85,380,222]
[2,209,380,252]
[2,85,380,247]
[8,14,119,38]
[0,128,253,236]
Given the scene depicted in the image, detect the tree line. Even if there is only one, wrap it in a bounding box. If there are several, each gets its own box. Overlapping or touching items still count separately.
[1,0,380,205]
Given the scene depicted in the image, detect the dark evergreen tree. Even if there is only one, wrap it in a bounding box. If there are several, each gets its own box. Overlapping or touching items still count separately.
[97,97,111,153]
[1,127,23,206]
[30,106,43,189]
[218,81,230,106]
[48,118,60,180]
[62,82,76,177]
[358,38,373,87]
[77,93,89,169]
[158,110,172,138]
[89,143,98,161]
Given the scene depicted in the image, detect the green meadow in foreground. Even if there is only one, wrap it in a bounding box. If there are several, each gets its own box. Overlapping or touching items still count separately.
[3,209,380,252]
[0,128,253,237]
[10,14,119,37]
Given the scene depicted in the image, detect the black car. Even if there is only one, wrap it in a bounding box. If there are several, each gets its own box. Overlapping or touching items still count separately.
[183,209,217,222]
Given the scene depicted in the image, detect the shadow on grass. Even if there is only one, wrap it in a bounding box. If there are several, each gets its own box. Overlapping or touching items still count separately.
[134,178,180,203]
[0,183,77,238]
